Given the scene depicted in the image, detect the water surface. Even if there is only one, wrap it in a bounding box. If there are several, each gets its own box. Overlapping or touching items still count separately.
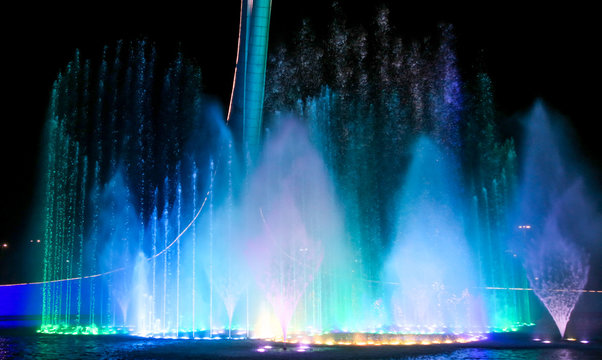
[1,334,600,359]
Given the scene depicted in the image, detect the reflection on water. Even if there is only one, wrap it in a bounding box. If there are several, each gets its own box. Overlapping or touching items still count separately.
[0,335,600,360]
[411,348,595,360]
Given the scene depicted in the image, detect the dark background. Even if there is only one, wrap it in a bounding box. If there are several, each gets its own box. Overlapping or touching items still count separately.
[1,2,599,282]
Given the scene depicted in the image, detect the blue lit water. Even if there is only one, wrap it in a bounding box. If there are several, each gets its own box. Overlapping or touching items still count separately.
[1,334,600,359]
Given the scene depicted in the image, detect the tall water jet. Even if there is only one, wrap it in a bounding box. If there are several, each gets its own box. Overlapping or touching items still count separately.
[209,168,247,338]
[385,136,483,332]
[132,252,150,333]
[243,118,348,341]
[516,101,600,338]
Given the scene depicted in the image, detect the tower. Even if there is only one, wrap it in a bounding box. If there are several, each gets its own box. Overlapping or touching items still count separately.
[227,0,272,162]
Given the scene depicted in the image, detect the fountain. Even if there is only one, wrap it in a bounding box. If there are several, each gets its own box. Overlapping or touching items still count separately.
[385,136,483,333]
[515,102,599,338]
[0,1,598,347]
[243,118,344,342]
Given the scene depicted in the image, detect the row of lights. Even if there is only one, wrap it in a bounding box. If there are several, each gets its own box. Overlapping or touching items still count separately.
[38,325,594,347]
[256,336,486,352]
[1,240,42,249]
[533,338,589,344]
[258,335,594,353]
[257,344,311,353]
[269,335,484,346]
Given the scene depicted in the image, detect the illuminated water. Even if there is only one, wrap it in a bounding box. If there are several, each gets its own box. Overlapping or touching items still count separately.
[515,103,595,337]
[5,4,599,344]
[34,38,531,338]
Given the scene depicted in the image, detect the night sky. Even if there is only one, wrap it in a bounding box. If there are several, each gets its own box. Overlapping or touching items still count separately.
[1,2,599,279]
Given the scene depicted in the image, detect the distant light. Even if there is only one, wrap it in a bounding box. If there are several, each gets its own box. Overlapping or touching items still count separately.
[1,243,7,248]
[257,348,266,352]
[37,239,41,243]
[580,340,589,344]
[542,340,551,344]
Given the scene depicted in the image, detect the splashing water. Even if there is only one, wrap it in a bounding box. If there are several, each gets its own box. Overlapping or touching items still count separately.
[524,222,589,338]
[385,137,483,332]
[516,102,598,338]
[243,119,335,340]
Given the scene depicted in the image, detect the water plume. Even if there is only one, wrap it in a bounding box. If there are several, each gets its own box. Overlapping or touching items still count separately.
[516,101,599,337]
